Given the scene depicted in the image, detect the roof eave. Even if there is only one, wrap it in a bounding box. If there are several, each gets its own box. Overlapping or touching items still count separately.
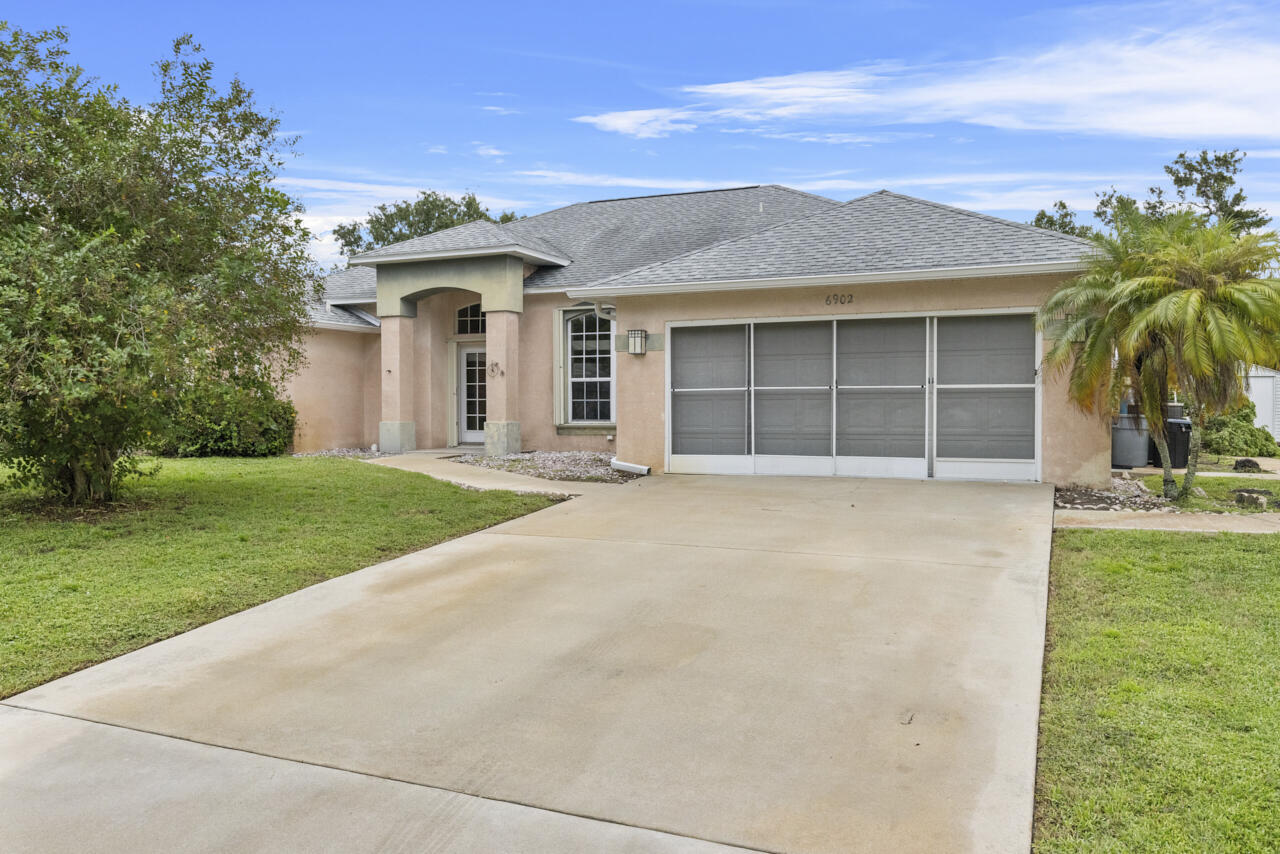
[310,320,381,333]
[565,259,1087,299]
[349,243,570,268]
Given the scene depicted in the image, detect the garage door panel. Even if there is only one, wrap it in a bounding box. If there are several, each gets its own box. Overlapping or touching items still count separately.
[671,325,748,389]
[754,390,832,456]
[936,316,1035,385]
[936,388,1035,460]
[753,322,832,388]
[836,389,926,457]
[837,318,926,386]
[671,391,747,456]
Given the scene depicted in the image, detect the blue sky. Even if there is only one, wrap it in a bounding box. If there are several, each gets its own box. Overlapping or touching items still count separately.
[19,0,1280,267]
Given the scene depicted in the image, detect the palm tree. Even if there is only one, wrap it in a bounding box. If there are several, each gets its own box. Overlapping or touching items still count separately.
[1126,216,1280,494]
[1039,212,1280,499]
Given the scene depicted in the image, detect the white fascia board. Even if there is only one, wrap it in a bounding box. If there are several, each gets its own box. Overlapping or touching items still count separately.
[325,297,377,306]
[311,321,381,334]
[565,259,1087,299]
[349,243,570,268]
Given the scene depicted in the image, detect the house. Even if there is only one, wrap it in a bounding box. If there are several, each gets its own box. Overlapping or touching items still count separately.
[286,186,1111,486]
[1246,367,1279,437]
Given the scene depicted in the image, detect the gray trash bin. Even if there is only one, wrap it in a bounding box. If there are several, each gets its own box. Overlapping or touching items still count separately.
[1112,414,1150,468]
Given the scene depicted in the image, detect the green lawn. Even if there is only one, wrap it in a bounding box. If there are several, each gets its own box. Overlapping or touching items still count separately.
[1036,530,1280,852]
[0,457,555,698]
[1141,474,1278,513]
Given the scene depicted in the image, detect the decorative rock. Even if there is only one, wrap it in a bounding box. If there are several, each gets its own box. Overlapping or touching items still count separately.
[1235,492,1268,510]
[1233,458,1263,473]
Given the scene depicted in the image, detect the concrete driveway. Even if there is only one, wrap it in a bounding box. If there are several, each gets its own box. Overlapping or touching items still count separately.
[2,475,1054,854]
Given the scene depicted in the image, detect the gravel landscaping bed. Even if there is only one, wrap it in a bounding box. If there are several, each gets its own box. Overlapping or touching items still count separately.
[1055,476,1172,512]
[292,447,391,459]
[456,450,641,483]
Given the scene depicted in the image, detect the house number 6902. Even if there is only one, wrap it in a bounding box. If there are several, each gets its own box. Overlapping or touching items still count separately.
[825,293,853,306]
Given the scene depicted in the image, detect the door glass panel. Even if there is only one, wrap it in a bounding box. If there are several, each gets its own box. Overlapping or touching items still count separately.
[837,318,925,386]
[671,325,747,389]
[672,391,747,455]
[753,322,832,388]
[463,351,487,434]
[754,390,832,456]
[936,388,1034,459]
[836,389,925,457]
[936,315,1035,385]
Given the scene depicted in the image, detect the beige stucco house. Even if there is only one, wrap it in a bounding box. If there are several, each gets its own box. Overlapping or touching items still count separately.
[287,186,1110,486]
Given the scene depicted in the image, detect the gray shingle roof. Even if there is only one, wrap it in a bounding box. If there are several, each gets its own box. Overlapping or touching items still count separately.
[307,300,377,329]
[576,190,1093,291]
[320,265,377,302]
[514,185,840,290]
[350,219,567,263]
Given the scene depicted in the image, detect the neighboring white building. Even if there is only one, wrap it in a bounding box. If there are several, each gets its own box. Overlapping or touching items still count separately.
[1247,367,1280,438]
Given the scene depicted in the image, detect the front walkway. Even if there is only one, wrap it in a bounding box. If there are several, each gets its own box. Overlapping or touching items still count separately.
[3,476,1054,854]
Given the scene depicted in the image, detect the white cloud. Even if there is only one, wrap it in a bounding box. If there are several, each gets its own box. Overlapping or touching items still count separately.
[575,19,1280,140]
[573,107,702,139]
[514,170,746,190]
[425,144,448,154]
[481,105,521,115]
[276,172,529,269]
[473,144,510,158]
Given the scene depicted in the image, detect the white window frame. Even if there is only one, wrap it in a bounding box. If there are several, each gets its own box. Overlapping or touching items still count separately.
[556,307,616,425]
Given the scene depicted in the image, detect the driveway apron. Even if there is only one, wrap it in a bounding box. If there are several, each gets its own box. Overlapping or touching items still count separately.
[3,475,1054,854]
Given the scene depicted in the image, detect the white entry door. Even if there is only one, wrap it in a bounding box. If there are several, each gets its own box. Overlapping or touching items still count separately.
[458,346,487,444]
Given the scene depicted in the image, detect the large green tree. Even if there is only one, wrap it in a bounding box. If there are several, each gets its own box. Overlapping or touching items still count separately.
[1040,212,1280,498]
[0,26,320,504]
[332,190,518,257]
[1031,149,1271,237]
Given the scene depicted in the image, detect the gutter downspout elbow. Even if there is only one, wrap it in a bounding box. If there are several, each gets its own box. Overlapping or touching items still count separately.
[611,458,650,476]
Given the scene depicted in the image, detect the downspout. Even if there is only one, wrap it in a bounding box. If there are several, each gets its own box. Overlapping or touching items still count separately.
[589,302,648,476]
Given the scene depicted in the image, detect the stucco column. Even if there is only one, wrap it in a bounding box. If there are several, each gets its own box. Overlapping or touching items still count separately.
[379,315,416,453]
[483,310,521,455]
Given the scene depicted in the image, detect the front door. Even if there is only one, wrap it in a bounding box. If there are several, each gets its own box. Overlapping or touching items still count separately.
[458,346,486,444]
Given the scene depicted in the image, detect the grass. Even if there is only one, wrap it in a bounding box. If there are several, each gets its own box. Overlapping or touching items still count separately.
[0,457,555,698]
[1141,474,1277,513]
[1035,530,1280,852]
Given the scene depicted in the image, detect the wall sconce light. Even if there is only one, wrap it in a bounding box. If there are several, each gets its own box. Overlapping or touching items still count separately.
[627,329,648,355]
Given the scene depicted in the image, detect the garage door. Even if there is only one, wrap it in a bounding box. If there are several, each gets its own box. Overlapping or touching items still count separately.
[668,314,1038,480]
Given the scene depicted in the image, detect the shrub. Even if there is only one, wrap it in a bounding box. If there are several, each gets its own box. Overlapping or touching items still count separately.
[1202,401,1279,457]
[158,380,296,458]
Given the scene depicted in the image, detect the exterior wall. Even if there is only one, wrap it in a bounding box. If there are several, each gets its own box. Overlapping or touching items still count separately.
[406,290,612,453]
[609,274,1112,487]
[287,328,381,452]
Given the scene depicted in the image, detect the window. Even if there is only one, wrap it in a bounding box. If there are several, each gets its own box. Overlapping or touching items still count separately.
[565,310,614,422]
[456,303,485,335]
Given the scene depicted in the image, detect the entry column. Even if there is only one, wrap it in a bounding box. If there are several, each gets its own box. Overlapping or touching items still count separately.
[378,315,416,453]
[483,310,521,455]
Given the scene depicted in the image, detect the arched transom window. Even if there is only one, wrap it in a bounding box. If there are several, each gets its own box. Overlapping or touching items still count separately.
[456,303,485,335]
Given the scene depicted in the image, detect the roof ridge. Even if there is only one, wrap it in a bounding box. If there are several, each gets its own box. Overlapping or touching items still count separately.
[761,183,841,205]
[868,190,1095,247]
[582,190,866,290]
[579,185,763,205]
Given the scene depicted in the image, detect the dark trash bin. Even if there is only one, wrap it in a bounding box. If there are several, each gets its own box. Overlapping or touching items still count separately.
[1148,418,1192,467]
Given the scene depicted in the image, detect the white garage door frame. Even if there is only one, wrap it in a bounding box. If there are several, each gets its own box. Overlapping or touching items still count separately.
[665,308,1043,482]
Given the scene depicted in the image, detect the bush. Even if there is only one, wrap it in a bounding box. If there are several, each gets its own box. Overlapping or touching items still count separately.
[158,380,296,458]
[1202,401,1279,458]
